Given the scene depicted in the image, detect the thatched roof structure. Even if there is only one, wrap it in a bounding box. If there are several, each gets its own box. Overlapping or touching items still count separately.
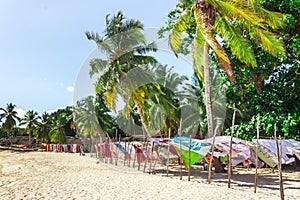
[2,136,36,146]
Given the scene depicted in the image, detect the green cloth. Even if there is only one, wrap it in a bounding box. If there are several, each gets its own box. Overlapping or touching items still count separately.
[251,146,277,168]
[175,146,203,169]
[220,155,228,162]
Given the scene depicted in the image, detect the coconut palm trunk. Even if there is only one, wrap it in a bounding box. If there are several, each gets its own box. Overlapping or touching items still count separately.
[133,98,151,138]
[28,130,31,147]
[203,41,215,184]
[228,107,236,188]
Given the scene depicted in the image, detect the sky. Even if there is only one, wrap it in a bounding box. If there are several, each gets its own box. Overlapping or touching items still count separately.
[0,0,194,116]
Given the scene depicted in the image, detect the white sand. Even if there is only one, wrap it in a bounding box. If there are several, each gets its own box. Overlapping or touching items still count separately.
[0,151,299,200]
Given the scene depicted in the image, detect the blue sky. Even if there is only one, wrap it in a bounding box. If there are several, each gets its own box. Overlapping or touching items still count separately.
[0,0,194,115]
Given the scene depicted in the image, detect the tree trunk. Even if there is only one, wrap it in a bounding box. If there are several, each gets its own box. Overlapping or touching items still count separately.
[133,98,151,138]
[228,108,236,188]
[274,126,284,200]
[254,115,260,193]
[8,131,13,147]
[202,41,214,184]
[166,118,173,137]
[214,157,226,173]
[203,42,214,140]
[28,130,31,148]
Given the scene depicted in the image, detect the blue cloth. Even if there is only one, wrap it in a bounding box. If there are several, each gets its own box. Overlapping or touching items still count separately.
[171,136,204,151]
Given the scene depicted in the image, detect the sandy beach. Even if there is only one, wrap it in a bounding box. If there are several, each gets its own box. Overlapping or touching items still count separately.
[0,151,299,200]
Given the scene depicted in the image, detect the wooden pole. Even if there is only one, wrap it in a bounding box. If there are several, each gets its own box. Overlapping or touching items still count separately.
[124,141,127,166]
[128,142,133,167]
[228,108,236,188]
[110,140,113,165]
[188,135,192,181]
[166,127,171,177]
[152,143,162,173]
[118,135,121,166]
[115,130,118,166]
[143,141,149,173]
[133,143,136,169]
[179,118,183,180]
[149,141,154,174]
[105,141,108,163]
[180,136,183,180]
[208,134,216,184]
[254,115,260,193]
[137,145,142,171]
[275,126,284,200]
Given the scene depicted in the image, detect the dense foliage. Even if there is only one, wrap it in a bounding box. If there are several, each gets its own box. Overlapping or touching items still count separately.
[159,0,299,140]
[1,2,299,145]
[224,0,300,140]
[0,104,76,146]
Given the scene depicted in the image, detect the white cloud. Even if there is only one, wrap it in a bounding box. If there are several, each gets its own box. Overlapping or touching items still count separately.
[15,108,26,118]
[66,86,74,93]
[0,108,26,118]
[45,109,57,114]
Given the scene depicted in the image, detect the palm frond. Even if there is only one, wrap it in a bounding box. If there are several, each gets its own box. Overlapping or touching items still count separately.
[214,15,257,67]
[252,29,286,57]
[118,28,146,50]
[104,80,119,111]
[168,8,193,56]
[89,58,109,78]
[193,26,205,81]
[85,31,103,44]
[134,41,157,54]
[194,7,235,82]
[210,0,265,29]
[123,18,143,30]
[247,0,285,29]
[95,67,114,94]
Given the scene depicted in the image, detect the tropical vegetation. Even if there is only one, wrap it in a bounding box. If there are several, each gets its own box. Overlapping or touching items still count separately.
[0,1,299,150]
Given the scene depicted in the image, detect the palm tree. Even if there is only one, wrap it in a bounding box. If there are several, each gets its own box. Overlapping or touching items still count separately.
[0,103,20,145]
[50,113,67,144]
[74,96,104,141]
[85,11,157,138]
[167,0,286,183]
[74,96,115,156]
[37,112,53,143]
[94,94,115,138]
[179,73,207,137]
[20,110,40,147]
[148,65,188,136]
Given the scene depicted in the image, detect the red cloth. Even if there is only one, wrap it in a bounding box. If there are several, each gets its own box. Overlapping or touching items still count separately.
[135,147,145,164]
[100,142,111,158]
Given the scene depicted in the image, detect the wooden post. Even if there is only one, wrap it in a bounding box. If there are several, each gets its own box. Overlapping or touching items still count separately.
[275,126,284,200]
[118,135,121,166]
[149,141,154,174]
[143,141,149,173]
[115,130,118,166]
[105,141,108,163]
[188,135,192,181]
[152,143,161,173]
[133,143,136,169]
[179,118,183,180]
[208,134,216,184]
[124,141,127,166]
[166,128,171,177]
[110,140,113,165]
[180,136,183,180]
[138,144,141,171]
[128,142,133,167]
[228,108,236,188]
[254,115,260,193]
